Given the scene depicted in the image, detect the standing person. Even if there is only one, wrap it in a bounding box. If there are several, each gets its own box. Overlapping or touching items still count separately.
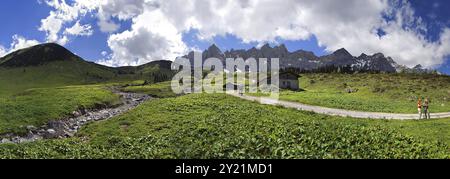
[423,97,430,119]
[417,97,422,119]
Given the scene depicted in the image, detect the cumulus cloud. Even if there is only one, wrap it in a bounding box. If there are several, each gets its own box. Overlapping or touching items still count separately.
[38,0,98,45]
[95,0,450,67]
[97,15,120,33]
[154,0,450,68]
[10,35,41,51]
[102,9,187,66]
[64,21,94,36]
[38,0,450,68]
[39,11,64,43]
[0,45,6,57]
[0,35,40,57]
[96,0,152,33]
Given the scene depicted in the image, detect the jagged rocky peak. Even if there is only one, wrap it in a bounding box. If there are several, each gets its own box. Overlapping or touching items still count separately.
[276,44,289,55]
[372,52,385,58]
[406,64,436,74]
[386,56,395,62]
[413,64,423,69]
[260,43,272,50]
[295,49,316,55]
[179,43,405,73]
[206,44,223,54]
[259,43,290,57]
[203,44,224,59]
[357,52,396,73]
[332,48,353,57]
[358,53,369,58]
[277,44,288,50]
[321,48,356,66]
[207,44,222,53]
[291,49,319,61]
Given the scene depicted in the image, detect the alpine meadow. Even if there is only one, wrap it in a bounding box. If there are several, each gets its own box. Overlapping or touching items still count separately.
[1,0,450,164]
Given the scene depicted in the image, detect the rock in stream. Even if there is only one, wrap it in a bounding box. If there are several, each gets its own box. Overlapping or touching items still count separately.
[0,91,152,144]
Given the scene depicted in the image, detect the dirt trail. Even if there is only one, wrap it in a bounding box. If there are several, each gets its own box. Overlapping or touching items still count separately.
[0,90,152,144]
[230,93,450,120]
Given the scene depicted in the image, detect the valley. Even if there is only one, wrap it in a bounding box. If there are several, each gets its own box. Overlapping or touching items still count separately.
[0,43,448,159]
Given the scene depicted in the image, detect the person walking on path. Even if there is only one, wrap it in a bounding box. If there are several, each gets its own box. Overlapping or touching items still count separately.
[423,97,430,119]
[417,97,423,119]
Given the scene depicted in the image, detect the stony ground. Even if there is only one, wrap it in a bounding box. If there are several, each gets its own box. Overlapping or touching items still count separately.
[0,90,152,144]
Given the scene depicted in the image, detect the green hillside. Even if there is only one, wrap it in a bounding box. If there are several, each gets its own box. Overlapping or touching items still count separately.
[0,43,175,134]
[0,43,174,95]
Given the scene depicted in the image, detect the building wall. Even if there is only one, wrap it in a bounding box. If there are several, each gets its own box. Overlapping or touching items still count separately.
[280,79,299,90]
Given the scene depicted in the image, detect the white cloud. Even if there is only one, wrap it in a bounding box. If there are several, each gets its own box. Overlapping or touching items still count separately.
[64,21,94,36]
[0,45,6,58]
[0,35,40,57]
[90,0,449,67]
[97,15,120,33]
[96,0,153,33]
[9,35,40,52]
[39,11,64,43]
[104,9,187,66]
[39,0,97,45]
[37,0,450,68]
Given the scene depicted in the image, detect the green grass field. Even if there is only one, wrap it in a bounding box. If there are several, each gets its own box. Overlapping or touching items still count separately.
[122,81,178,98]
[0,93,447,159]
[1,62,449,159]
[0,85,120,134]
[252,73,450,113]
[0,58,175,135]
[328,117,450,149]
[119,79,450,149]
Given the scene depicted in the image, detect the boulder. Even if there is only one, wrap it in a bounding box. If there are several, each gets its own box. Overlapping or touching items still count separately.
[345,88,359,93]
[47,129,56,134]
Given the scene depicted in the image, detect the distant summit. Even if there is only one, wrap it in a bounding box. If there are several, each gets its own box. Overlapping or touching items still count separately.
[0,43,80,67]
[182,44,403,73]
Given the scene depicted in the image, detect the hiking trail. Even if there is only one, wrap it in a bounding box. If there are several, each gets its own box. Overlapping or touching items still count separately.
[230,93,450,120]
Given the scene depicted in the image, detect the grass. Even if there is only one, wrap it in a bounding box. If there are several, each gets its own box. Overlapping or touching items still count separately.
[0,60,174,96]
[122,81,178,98]
[0,93,447,159]
[251,73,450,113]
[0,63,448,159]
[0,85,120,134]
[0,60,116,96]
[330,118,450,148]
[0,59,175,134]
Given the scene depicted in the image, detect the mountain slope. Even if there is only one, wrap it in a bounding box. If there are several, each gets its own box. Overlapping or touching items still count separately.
[0,43,81,67]
[0,43,174,95]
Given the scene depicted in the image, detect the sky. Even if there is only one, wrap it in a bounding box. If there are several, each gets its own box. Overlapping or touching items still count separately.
[0,0,449,74]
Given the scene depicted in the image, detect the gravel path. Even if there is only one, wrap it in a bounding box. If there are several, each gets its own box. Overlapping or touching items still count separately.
[0,90,152,144]
[229,93,450,120]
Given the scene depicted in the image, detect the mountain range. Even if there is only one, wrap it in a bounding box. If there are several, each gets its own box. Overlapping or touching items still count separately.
[182,43,434,73]
[0,43,437,76]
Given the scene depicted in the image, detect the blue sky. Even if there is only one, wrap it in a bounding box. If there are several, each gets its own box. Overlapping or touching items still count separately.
[0,0,449,74]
